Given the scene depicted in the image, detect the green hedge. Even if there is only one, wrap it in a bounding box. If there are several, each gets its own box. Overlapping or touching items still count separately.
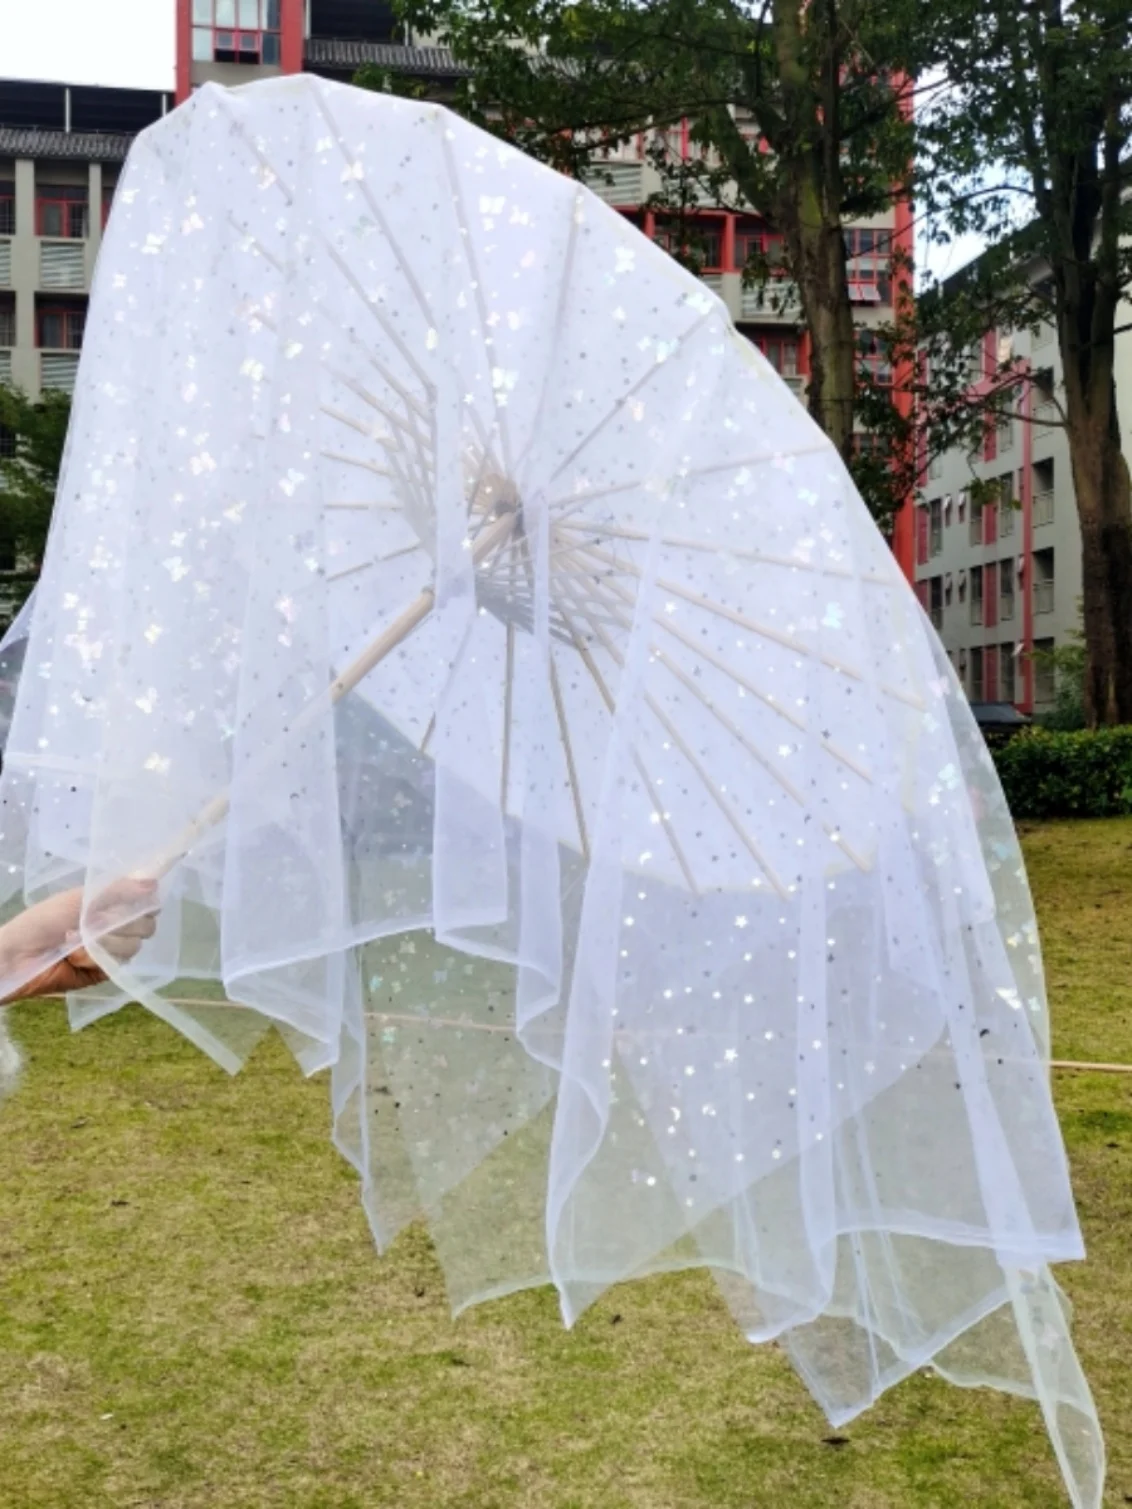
[992,726,1132,819]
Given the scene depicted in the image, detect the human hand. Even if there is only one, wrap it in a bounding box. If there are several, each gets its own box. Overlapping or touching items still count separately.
[0,879,159,1004]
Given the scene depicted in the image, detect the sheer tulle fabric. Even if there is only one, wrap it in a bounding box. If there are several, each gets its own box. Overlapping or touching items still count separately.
[0,76,1101,1505]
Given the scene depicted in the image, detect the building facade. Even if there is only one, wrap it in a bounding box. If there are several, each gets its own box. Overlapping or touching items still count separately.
[914,286,1132,716]
[0,1,914,619]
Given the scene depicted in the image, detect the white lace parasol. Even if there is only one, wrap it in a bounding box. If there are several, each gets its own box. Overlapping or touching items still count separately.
[0,76,1102,1507]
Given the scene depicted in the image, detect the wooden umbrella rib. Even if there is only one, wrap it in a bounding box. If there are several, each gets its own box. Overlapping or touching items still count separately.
[435,120,516,479]
[555,519,901,588]
[548,648,591,862]
[554,593,699,893]
[575,540,924,713]
[512,190,583,488]
[564,573,875,881]
[48,990,1132,1071]
[544,308,719,494]
[557,576,792,899]
[589,565,873,785]
[501,620,515,814]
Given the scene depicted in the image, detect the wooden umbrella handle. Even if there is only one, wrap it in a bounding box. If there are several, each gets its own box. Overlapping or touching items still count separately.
[138,507,519,882]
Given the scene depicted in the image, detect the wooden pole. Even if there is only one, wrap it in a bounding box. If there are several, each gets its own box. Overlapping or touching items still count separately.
[141,506,518,881]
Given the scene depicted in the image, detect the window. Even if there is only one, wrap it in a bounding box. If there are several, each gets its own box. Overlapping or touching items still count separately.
[37,305,85,349]
[193,0,281,64]
[0,298,13,348]
[1034,458,1055,528]
[957,492,967,525]
[857,330,892,388]
[969,502,983,547]
[929,575,943,631]
[844,227,893,305]
[984,643,998,701]
[916,506,930,567]
[0,424,15,460]
[35,185,88,239]
[0,182,13,237]
[999,559,1015,622]
[1000,643,1016,704]
[1033,547,1055,615]
[697,224,723,271]
[750,332,800,378]
[984,499,998,545]
[984,560,998,627]
[970,564,984,625]
[999,481,1016,537]
[1033,638,1056,704]
[853,432,887,461]
[970,646,985,701]
[996,412,1013,455]
[736,220,786,275]
[929,498,942,557]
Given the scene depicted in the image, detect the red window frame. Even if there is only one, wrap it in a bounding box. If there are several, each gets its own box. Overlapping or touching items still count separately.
[916,508,930,566]
[35,187,88,239]
[749,331,802,378]
[192,0,280,64]
[735,220,786,276]
[37,305,85,350]
[844,227,893,306]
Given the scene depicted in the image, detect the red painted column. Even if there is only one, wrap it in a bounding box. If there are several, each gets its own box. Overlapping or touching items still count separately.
[281,0,305,74]
[1020,370,1035,713]
[175,0,192,104]
[722,213,736,274]
[888,76,916,582]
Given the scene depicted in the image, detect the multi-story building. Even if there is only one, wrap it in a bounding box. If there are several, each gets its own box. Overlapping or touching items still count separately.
[913,255,1132,716]
[0,1,914,622]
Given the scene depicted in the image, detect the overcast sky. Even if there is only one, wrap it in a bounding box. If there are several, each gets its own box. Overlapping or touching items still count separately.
[0,0,175,91]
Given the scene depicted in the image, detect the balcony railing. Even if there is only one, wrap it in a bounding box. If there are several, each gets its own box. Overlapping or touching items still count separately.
[582,161,644,205]
[0,349,10,385]
[0,240,9,288]
[740,280,801,320]
[41,351,80,394]
[1033,488,1054,527]
[40,240,86,291]
[1034,579,1055,615]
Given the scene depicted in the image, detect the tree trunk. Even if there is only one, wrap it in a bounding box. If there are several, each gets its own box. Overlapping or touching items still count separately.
[1065,415,1132,725]
[794,211,858,461]
[772,0,858,463]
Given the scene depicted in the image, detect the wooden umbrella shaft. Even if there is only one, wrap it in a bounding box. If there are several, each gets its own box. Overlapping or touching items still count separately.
[140,507,518,882]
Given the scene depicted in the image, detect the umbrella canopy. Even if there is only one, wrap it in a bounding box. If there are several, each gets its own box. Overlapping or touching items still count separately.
[0,76,1101,1506]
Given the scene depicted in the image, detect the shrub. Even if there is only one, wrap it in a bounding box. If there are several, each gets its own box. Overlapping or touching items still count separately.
[992,726,1132,819]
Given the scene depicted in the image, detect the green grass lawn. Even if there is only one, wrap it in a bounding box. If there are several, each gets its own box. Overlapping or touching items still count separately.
[2,819,1130,1509]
